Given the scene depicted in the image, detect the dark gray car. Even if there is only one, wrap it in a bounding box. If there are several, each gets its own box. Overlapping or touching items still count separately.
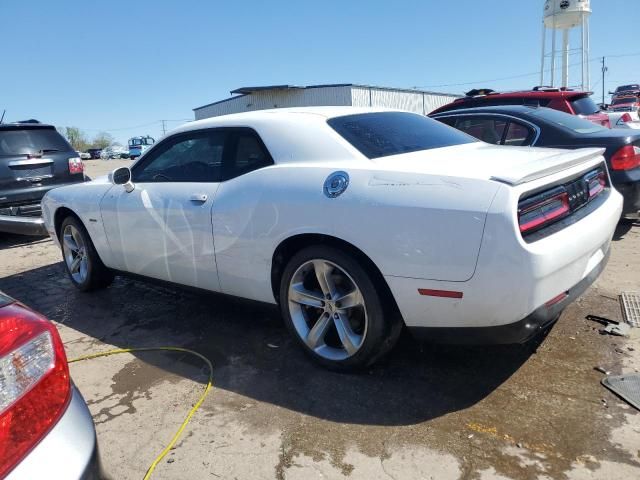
[0,122,87,235]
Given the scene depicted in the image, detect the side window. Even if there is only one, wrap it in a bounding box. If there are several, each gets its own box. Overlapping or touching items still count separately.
[503,122,533,146]
[224,130,273,180]
[455,117,507,145]
[436,117,457,127]
[133,130,225,183]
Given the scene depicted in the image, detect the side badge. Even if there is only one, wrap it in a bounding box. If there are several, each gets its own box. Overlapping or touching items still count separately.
[323,171,349,198]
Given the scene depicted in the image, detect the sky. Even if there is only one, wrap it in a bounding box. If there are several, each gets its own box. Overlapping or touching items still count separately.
[1,0,638,145]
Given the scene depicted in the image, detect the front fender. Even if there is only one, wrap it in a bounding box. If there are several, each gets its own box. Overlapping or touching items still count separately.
[41,180,115,264]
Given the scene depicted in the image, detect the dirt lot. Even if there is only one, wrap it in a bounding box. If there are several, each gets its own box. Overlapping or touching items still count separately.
[1,159,639,479]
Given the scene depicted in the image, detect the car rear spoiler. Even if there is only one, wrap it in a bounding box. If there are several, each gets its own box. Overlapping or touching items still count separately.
[491,148,606,186]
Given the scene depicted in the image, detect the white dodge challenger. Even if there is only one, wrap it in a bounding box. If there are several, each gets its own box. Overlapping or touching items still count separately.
[41,107,622,370]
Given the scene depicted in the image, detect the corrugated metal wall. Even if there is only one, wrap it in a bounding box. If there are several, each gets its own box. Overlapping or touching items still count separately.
[194,85,460,119]
[194,86,352,119]
[351,86,460,115]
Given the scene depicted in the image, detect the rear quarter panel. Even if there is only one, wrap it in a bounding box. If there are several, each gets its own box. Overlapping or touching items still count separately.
[212,163,500,303]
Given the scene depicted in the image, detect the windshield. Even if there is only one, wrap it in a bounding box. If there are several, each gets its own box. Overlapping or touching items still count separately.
[327,112,476,159]
[612,97,638,105]
[617,85,640,92]
[528,107,608,134]
[0,127,72,156]
[570,96,600,115]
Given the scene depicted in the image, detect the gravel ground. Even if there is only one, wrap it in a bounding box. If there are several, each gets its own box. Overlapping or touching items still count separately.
[1,159,639,479]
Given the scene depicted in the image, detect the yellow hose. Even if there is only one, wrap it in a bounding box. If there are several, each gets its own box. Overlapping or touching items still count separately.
[68,346,214,480]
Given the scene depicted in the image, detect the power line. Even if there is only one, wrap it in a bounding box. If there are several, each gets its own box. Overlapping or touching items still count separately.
[80,118,191,133]
[411,52,640,90]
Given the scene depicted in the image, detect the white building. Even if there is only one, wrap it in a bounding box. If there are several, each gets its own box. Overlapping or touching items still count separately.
[193,84,461,120]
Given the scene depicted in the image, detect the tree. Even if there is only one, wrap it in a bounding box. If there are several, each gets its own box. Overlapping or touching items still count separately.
[91,132,114,150]
[64,127,89,151]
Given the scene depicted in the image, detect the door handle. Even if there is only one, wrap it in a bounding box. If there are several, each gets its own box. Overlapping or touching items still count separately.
[189,193,208,203]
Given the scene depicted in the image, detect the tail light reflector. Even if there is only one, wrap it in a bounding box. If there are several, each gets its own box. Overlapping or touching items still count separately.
[518,188,570,234]
[586,171,606,199]
[611,145,640,171]
[545,292,568,308]
[68,157,84,175]
[0,303,71,478]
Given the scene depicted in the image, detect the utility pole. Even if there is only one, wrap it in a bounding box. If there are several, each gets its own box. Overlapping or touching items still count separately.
[601,57,608,105]
[161,120,167,136]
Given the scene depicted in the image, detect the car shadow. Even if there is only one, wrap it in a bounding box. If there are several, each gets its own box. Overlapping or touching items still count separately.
[613,219,638,241]
[0,233,51,249]
[0,263,535,427]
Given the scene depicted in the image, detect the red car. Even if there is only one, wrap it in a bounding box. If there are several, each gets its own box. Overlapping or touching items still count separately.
[431,87,611,128]
[609,93,640,114]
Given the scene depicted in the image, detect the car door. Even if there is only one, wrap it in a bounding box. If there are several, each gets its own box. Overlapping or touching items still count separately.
[100,129,226,291]
[210,128,276,303]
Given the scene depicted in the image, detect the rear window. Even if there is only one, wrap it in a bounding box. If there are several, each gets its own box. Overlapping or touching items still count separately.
[570,96,600,115]
[528,107,607,134]
[327,112,476,159]
[0,127,72,156]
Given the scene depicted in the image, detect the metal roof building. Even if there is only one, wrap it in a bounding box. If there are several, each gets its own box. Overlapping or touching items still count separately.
[193,84,461,120]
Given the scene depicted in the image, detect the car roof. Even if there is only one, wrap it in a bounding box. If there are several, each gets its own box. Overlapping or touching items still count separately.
[441,90,589,111]
[184,106,400,130]
[431,105,542,117]
[173,106,407,137]
[0,122,55,130]
[169,107,409,164]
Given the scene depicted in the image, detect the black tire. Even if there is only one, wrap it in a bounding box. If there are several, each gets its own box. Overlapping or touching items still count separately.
[279,245,401,371]
[60,216,114,291]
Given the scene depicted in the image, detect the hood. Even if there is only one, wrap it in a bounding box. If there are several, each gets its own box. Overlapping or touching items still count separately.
[371,143,605,186]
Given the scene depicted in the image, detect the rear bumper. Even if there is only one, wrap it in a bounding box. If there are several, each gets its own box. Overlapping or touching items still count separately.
[0,214,47,235]
[385,178,622,334]
[408,246,610,344]
[7,386,103,480]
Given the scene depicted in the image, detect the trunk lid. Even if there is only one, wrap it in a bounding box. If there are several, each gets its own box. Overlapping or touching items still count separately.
[371,143,606,186]
[0,125,81,206]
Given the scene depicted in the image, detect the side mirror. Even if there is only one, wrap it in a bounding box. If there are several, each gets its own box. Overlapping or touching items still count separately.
[110,167,135,193]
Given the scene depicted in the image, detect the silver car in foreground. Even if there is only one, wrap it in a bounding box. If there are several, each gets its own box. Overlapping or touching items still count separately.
[0,292,102,479]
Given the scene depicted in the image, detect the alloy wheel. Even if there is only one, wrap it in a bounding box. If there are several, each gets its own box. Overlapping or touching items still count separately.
[62,224,89,284]
[287,259,367,361]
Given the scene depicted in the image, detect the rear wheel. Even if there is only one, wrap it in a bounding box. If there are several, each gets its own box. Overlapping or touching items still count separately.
[280,245,399,371]
[60,216,114,291]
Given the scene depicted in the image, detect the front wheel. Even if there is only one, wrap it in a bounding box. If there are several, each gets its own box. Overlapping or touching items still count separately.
[60,216,114,291]
[279,245,399,371]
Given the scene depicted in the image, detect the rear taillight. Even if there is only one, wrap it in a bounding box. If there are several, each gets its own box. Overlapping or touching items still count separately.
[611,145,640,171]
[617,113,633,125]
[68,157,84,175]
[0,303,70,478]
[518,187,570,234]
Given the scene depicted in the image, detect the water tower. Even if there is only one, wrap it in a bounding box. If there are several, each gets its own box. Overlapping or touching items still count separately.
[540,0,591,90]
